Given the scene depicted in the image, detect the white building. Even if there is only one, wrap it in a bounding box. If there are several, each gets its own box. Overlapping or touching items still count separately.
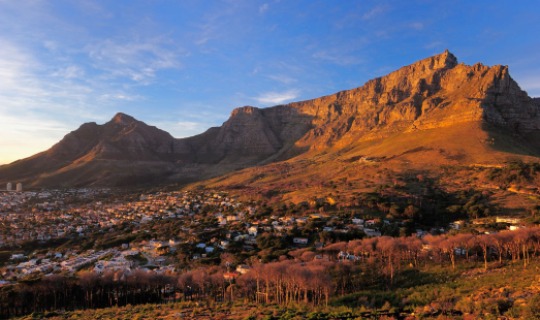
[247,226,258,236]
[6,182,12,191]
[293,237,309,245]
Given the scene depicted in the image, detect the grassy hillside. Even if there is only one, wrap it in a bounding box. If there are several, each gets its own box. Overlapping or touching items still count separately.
[13,260,540,319]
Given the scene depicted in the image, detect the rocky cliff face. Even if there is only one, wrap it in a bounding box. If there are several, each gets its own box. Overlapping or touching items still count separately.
[286,50,540,149]
[1,51,539,187]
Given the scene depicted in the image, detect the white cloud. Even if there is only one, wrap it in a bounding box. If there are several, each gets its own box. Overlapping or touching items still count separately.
[0,4,190,164]
[86,38,184,84]
[312,50,363,66]
[0,38,159,164]
[0,40,87,163]
[362,5,388,20]
[52,65,85,79]
[98,93,143,102]
[267,74,297,85]
[254,89,300,105]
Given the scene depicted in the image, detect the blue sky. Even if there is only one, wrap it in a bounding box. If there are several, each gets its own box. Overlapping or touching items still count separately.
[1,0,539,164]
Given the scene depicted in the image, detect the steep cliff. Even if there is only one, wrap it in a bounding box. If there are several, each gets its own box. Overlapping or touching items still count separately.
[287,50,539,149]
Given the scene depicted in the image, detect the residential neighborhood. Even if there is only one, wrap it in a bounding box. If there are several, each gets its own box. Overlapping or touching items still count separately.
[0,186,529,290]
[0,188,404,282]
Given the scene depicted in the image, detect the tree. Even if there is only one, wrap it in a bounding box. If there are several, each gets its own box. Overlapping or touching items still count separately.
[439,236,460,270]
[475,234,493,271]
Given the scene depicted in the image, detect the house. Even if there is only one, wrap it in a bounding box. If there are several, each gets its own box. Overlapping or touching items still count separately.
[236,264,251,274]
[449,220,464,230]
[363,228,381,237]
[10,254,25,260]
[496,217,522,224]
[233,234,248,242]
[248,226,258,236]
[219,240,230,249]
[293,237,309,245]
[365,220,376,226]
[415,229,427,238]
[338,251,358,261]
[0,280,11,287]
[296,217,308,224]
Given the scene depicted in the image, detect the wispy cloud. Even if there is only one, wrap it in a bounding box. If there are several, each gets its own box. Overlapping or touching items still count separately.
[424,41,445,50]
[0,36,176,163]
[266,74,297,85]
[86,38,184,84]
[52,65,85,79]
[193,2,244,48]
[98,92,143,102]
[362,5,389,20]
[312,50,363,66]
[0,39,95,163]
[254,89,300,105]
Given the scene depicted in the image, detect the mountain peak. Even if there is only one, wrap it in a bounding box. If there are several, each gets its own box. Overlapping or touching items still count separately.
[413,49,458,71]
[111,112,137,125]
[439,49,458,67]
[229,106,261,118]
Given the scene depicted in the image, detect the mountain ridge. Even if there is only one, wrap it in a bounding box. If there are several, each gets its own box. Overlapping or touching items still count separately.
[2,50,539,188]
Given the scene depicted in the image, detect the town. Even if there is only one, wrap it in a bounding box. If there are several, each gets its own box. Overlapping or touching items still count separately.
[0,187,369,282]
[0,183,528,286]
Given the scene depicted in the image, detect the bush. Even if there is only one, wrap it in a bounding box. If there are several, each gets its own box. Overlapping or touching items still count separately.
[524,295,540,319]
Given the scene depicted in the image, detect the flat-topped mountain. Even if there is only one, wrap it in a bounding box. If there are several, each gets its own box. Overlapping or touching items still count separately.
[1,50,539,188]
[286,50,539,149]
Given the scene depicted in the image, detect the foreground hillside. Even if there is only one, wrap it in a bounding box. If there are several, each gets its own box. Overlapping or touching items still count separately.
[1,50,539,188]
[11,258,540,319]
[1,180,540,319]
[1,163,539,319]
